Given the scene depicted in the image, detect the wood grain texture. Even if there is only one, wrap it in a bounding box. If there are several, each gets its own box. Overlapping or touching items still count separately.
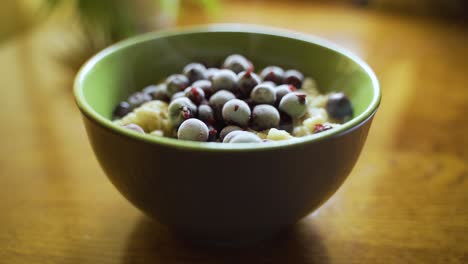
[0,1,467,263]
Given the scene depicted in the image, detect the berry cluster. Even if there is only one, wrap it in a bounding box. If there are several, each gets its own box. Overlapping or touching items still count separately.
[113,54,352,143]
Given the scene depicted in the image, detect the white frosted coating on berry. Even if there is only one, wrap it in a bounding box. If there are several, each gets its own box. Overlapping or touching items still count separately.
[122,123,145,133]
[212,69,238,92]
[170,91,185,101]
[222,99,251,127]
[198,104,214,123]
[219,125,242,140]
[184,86,205,104]
[251,104,280,131]
[275,84,294,102]
[148,84,169,101]
[223,54,251,73]
[206,68,220,79]
[150,130,164,137]
[260,66,284,84]
[209,90,236,109]
[222,130,245,143]
[192,80,213,96]
[177,119,209,142]
[250,84,276,105]
[183,63,207,83]
[166,74,189,95]
[168,97,197,127]
[279,92,307,118]
[112,61,348,143]
[229,131,262,143]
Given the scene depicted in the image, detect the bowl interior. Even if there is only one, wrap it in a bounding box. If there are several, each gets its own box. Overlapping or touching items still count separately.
[76,25,379,148]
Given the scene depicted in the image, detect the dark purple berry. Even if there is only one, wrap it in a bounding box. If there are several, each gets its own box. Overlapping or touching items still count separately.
[112,101,132,119]
[212,69,237,92]
[143,84,169,102]
[260,66,284,84]
[183,63,207,83]
[206,68,220,80]
[128,92,151,108]
[284,69,304,88]
[166,74,189,95]
[192,80,213,99]
[184,86,205,105]
[326,92,353,121]
[198,104,215,124]
[237,70,261,98]
[223,54,252,74]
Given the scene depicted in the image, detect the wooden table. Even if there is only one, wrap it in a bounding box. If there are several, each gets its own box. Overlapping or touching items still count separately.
[1,1,467,263]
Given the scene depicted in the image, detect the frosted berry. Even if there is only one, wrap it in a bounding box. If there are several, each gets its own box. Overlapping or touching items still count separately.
[177,118,209,142]
[251,104,280,131]
[183,63,207,83]
[222,99,251,127]
[166,74,189,95]
[279,92,307,118]
[260,66,284,84]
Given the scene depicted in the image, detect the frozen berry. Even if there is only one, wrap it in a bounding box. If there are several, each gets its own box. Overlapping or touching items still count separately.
[279,92,307,118]
[171,91,185,101]
[275,84,295,104]
[237,70,261,98]
[206,68,220,80]
[250,83,276,105]
[222,130,244,143]
[260,66,284,84]
[224,131,262,143]
[262,81,276,87]
[222,54,252,74]
[222,99,251,127]
[128,92,152,108]
[326,92,353,121]
[207,125,218,141]
[183,63,207,83]
[251,104,280,131]
[198,104,215,124]
[177,118,209,142]
[143,84,169,101]
[209,90,236,119]
[212,69,237,92]
[279,112,293,132]
[192,80,214,99]
[168,97,197,127]
[122,123,145,133]
[230,133,262,143]
[284,69,304,88]
[184,86,205,105]
[112,101,132,119]
[219,125,242,140]
[166,74,189,96]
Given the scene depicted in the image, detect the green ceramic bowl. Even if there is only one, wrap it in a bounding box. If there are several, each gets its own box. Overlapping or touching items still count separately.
[74,24,380,246]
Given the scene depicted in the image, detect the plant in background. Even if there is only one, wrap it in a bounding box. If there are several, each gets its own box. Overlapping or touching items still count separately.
[43,0,220,72]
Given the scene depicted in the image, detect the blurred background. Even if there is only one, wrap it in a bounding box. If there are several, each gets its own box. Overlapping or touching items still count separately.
[1,0,466,76]
[1,0,467,263]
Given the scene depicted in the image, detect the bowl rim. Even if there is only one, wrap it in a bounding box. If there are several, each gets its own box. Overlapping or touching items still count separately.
[74,23,381,152]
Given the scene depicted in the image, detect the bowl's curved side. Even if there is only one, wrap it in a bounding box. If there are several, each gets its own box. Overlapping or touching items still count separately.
[81,110,375,243]
[74,25,381,244]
